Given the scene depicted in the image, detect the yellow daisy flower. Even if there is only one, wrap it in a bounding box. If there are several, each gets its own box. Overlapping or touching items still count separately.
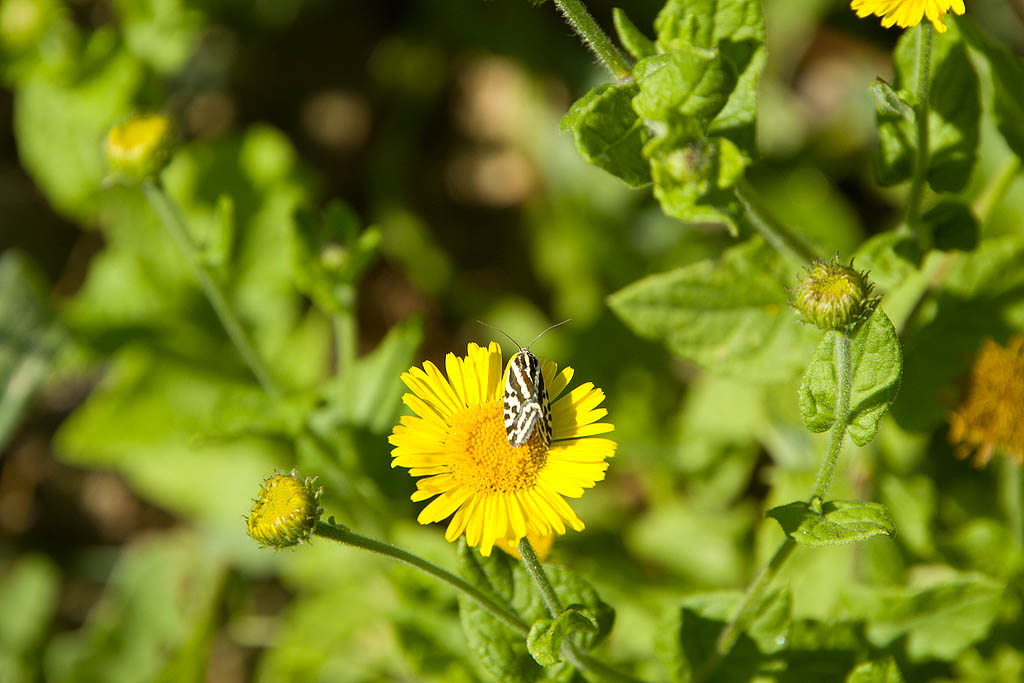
[389,341,615,556]
[850,0,965,33]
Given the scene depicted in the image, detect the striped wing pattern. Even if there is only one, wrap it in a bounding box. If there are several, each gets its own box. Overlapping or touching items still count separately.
[503,349,552,448]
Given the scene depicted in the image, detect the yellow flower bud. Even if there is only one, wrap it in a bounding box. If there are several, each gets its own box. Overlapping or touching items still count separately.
[792,258,878,333]
[105,113,175,182]
[246,470,322,549]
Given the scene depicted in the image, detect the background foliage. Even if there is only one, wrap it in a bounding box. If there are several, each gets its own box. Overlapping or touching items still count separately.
[2,0,1024,681]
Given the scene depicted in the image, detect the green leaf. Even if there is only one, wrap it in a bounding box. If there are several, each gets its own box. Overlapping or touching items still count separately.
[315,315,423,433]
[871,79,915,186]
[526,608,597,667]
[560,83,651,187]
[0,555,59,657]
[798,307,903,446]
[612,8,655,59]
[14,38,143,218]
[922,200,979,252]
[652,0,765,154]
[645,134,747,232]
[767,500,896,548]
[846,657,906,683]
[842,569,1004,661]
[959,17,1024,161]
[874,24,980,192]
[632,46,736,134]
[114,0,205,74]
[609,238,818,382]
[0,251,64,452]
[44,531,227,683]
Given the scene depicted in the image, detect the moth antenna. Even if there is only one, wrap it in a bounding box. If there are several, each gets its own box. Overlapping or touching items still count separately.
[525,318,571,350]
[476,320,521,349]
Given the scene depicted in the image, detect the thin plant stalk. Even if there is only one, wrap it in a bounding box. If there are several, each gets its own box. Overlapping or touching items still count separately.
[734,179,818,266]
[905,22,934,237]
[552,0,633,82]
[700,330,854,681]
[143,181,281,400]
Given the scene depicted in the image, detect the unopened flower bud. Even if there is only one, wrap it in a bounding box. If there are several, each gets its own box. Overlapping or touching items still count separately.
[246,470,322,549]
[792,258,878,333]
[105,113,175,181]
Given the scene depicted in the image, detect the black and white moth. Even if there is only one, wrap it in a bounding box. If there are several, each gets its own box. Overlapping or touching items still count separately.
[480,319,571,448]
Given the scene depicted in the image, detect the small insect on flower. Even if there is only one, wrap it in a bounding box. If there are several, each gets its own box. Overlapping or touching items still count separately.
[480,319,571,449]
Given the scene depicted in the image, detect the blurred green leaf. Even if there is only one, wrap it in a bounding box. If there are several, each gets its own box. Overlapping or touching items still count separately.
[561,83,651,187]
[609,237,817,382]
[767,500,896,548]
[14,35,142,218]
[612,8,655,60]
[0,554,59,682]
[798,308,903,446]
[0,251,64,452]
[45,532,226,683]
[959,18,1024,162]
[845,657,905,683]
[843,569,1003,661]
[113,0,204,74]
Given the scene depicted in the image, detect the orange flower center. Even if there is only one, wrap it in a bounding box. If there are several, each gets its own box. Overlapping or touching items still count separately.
[444,400,548,494]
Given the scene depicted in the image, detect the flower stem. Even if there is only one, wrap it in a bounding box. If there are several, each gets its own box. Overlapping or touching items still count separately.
[143,181,281,400]
[700,330,853,681]
[517,538,648,683]
[696,537,796,683]
[734,178,818,266]
[551,0,633,82]
[813,331,852,500]
[517,537,563,617]
[905,22,934,239]
[314,521,529,635]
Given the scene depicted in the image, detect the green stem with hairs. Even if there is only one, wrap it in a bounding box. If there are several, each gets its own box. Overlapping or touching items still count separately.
[905,22,934,239]
[315,521,529,635]
[700,330,853,681]
[518,538,649,683]
[552,0,633,82]
[813,331,853,500]
[143,181,281,400]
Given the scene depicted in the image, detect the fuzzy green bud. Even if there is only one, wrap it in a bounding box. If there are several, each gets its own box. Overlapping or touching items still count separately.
[792,258,878,332]
[105,114,175,181]
[246,470,322,549]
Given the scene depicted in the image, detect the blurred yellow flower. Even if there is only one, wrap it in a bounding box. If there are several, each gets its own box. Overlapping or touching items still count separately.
[389,342,615,556]
[949,337,1024,467]
[850,0,965,33]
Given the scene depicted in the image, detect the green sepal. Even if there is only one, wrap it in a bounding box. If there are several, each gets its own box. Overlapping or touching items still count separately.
[526,606,598,667]
[767,499,896,548]
[798,307,902,446]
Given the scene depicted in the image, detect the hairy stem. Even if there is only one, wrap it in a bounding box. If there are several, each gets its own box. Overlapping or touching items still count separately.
[813,331,852,500]
[905,22,934,238]
[734,179,818,266]
[143,181,281,400]
[552,0,633,82]
[518,538,648,683]
[314,522,529,635]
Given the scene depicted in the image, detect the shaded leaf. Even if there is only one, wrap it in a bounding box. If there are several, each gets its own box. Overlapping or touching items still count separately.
[959,17,1024,161]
